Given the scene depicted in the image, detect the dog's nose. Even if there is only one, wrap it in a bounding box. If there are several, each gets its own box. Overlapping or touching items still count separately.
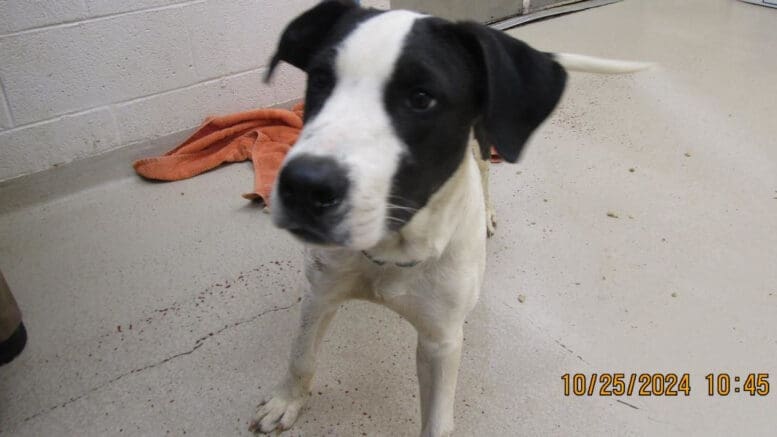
[278,156,349,214]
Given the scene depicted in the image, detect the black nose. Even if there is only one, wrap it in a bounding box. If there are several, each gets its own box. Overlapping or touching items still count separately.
[278,155,349,215]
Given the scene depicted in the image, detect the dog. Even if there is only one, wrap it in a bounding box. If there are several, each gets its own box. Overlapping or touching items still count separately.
[250,1,650,435]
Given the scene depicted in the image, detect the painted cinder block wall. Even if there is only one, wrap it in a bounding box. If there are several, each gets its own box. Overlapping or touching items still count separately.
[0,0,388,182]
[389,0,572,24]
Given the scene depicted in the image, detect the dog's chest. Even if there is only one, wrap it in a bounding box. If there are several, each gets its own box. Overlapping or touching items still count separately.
[306,249,421,299]
[365,264,427,301]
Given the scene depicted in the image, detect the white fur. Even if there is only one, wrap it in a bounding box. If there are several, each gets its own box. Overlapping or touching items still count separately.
[554,52,653,73]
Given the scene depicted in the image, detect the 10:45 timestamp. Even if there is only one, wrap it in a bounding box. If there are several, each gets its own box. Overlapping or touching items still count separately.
[705,373,769,396]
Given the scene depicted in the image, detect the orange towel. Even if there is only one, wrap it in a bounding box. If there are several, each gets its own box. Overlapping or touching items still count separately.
[133,103,304,205]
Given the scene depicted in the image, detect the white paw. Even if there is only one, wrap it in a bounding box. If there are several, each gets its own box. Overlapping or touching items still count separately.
[249,385,308,434]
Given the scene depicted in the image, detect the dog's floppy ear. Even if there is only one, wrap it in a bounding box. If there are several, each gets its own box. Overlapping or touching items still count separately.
[265,0,358,82]
[457,22,567,163]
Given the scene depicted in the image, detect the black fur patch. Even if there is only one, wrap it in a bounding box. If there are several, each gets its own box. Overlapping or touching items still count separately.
[266,1,382,123]
[384,18,567,226]
[384,18,481,228]
[459,22,567,163]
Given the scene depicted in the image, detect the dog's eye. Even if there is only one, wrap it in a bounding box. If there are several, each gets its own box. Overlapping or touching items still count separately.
[406,90,436,111]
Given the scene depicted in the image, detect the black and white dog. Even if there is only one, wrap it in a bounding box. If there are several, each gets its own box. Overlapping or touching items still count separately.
[252,1,649,435]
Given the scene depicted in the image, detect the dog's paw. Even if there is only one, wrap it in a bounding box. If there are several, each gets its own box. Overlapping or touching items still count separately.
[249,387,308,434]
[486,209,497,238]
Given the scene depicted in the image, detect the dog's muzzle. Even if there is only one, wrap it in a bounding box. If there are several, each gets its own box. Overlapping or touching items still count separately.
[272,155,350,245]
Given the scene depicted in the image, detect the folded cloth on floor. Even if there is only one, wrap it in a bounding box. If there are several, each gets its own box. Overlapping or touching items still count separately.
[133,103,304,205]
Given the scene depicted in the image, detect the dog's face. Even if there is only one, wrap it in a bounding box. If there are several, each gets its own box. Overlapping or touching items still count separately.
[266,0,566,250]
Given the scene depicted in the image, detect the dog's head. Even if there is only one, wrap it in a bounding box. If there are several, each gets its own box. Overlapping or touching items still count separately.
[266,0,566,249]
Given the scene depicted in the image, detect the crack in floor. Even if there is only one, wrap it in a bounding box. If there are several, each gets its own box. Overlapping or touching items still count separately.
[14,302,298,429]
[503,300,593,366]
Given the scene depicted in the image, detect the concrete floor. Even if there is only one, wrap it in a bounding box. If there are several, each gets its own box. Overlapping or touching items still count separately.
[2,0,776,435]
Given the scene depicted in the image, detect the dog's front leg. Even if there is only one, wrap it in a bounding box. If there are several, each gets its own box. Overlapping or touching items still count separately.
[250,292,341,433]
[416,326,464,437]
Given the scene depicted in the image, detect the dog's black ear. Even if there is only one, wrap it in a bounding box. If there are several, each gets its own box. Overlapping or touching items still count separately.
[265,0,358,82]
[456,22,567,163]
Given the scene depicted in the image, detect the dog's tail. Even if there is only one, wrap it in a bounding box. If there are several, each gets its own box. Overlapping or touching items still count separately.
[551,53,654,74]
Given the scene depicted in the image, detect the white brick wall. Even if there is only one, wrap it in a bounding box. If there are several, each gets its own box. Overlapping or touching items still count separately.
[0,108,121,179]
[113,64,304,145]
[1,7,199,125]
[1,0,391,182]
[0,1,89,34]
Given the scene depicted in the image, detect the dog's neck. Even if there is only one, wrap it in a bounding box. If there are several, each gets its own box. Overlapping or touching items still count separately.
[363,152,483,266]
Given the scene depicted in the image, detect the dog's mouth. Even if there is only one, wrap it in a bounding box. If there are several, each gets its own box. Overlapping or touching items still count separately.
[285,225,336,246]
[276,210,389,251]
[274,206,352,247]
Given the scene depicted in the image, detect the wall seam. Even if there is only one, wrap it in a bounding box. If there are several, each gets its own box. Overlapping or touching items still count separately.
[0,75,16,128]
[0,66,269,134]
[0,106,110,135]
[108,106,122,146]
[113,66,268,107]
[0,0,207,39]
[182,7,203,80]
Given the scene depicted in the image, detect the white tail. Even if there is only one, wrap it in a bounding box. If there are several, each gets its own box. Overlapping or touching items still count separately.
[553,53,654,74]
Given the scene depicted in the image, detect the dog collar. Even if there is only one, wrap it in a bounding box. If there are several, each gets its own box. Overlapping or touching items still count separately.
[361,251,420,268]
